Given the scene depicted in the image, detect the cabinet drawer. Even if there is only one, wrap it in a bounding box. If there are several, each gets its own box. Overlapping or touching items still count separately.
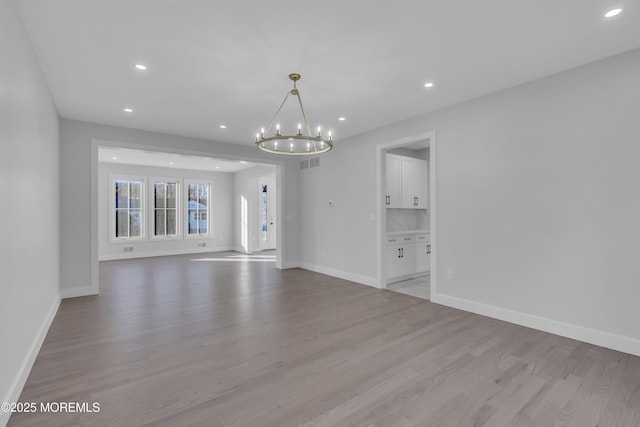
[415,233,430,242]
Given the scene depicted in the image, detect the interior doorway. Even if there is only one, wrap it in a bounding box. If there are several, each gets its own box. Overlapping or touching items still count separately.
[376,131,437,300]
[258,175,277,251]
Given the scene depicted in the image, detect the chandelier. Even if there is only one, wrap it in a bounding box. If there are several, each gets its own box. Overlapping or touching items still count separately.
[255,73,333,155]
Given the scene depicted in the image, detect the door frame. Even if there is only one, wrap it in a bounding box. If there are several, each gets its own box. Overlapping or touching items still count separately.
[375,131,437,299]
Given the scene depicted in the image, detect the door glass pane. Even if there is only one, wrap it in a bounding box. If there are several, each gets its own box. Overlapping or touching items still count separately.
[129,209,141,237]
[261,185,268,242]
[130,182,141,208]
[154,183,166,208]
[189,185,197,202]
[116,209,129,237]
[155,210,166,236]
[167,183,177,208]
[198,185,208,206]
[167,209,177,235]
[116,181,129,208]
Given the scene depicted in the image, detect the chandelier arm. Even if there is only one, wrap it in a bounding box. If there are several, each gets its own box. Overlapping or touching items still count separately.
[295,92,313,137]
[264,91,291,135]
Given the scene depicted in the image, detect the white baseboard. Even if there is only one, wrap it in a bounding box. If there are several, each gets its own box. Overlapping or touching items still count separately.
[431,292,640,357]
[99,246,234,261]
[298,262,379,288]
[61,286,97,299]
[280,260,299,269]
[1,295,60,427]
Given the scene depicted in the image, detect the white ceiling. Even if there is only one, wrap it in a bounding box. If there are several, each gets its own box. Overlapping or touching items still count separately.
[16,1,640,147]
[98,147,261,172]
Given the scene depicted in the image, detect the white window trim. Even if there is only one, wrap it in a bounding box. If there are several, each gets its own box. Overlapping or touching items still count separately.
[184,180,212,239]
[109,174,147,243]
[149,176,182,240]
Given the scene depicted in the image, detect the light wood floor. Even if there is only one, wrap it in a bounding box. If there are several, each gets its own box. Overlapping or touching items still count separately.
[9,252,640,426]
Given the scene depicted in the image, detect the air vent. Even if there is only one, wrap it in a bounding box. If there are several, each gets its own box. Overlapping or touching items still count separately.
[300,159,309,170]
[310,157,320,168]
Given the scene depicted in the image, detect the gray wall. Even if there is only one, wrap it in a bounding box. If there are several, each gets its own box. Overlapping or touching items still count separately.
[0,0,60,421]
[298,48,640,354]
[98,163,235,259]
[60,119,300,296]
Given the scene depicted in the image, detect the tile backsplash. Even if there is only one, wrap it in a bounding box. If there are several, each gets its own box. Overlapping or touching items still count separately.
[387,208,429,232]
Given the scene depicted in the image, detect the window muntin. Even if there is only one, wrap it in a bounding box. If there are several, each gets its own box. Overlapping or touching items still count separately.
[153,181,178,237]
[114,179,144,239]
[187,183,209,235]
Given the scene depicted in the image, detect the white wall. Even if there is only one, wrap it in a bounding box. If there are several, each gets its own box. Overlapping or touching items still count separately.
[98,163,234,260]
[233,165,277,253]
[298,47,640,355]
[60,119,299,297]
[0,0,60,423]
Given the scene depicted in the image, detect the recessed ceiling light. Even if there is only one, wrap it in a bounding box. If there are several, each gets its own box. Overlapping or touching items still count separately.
[338,117,346,121]
[135,64,147,70]
[424,82,435,88]
[604,8,622,18]
[215,166,220,169]
[169,162,174,165]
[219,125,227,129]
[112,157,118,160]
[124,108,133,113]
[238,161,248,164]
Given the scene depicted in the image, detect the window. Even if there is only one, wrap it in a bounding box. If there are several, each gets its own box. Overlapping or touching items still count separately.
[187,182,209,235]
[114,178,144,239]
[153,180,179,237]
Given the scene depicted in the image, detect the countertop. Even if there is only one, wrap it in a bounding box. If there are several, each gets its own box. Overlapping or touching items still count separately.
[386,229,430,236]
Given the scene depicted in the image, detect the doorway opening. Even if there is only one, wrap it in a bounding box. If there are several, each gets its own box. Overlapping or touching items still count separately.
[88,140,286,297]
[376,131,437,300]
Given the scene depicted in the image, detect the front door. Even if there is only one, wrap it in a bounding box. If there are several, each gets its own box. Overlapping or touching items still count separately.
[258,176,276,250]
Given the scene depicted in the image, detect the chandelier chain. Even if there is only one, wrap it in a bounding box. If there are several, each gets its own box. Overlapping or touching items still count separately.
[295,92,313,137]
[263,91,291,135]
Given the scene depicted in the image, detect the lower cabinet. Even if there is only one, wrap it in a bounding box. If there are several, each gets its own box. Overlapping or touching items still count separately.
[415,234,431,273]
[387,233,430,280]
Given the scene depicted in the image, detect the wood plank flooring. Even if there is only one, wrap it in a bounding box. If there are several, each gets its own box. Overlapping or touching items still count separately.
[9,251,640,426]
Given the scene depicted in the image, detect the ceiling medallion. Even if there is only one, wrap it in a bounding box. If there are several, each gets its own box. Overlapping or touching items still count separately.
[256,73,333,155]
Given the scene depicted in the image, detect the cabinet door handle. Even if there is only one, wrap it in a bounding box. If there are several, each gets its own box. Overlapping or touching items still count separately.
[397,248,401,258]
[400,247,404,258]
[416,197,419,206]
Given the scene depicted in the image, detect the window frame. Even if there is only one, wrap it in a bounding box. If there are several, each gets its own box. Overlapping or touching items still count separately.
[109,174,146,243]
[184,180,212,238]
[149,176,181,240]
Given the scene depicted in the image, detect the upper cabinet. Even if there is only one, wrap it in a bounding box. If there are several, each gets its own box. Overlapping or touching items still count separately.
[385,154,428,209]
[385,154,402,208]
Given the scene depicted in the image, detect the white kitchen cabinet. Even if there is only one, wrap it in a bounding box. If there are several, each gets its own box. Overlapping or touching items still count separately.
[386,235,416,278]
[415,234,431,273]
[401,156,428,209]
[384,154,402,208]
[384,153,427,209]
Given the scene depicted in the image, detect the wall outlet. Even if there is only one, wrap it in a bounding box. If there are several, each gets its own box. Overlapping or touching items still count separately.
[198,242,207,247]
[446,269,455,280]
[123,247,134,253]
